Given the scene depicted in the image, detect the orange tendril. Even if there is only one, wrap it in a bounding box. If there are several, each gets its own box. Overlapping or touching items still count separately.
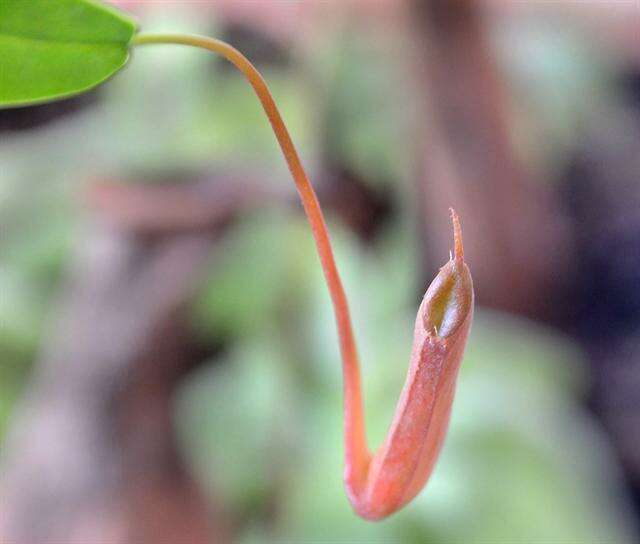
[133,33,473,520]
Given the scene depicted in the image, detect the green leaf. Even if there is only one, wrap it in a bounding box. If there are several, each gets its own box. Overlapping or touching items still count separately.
[0,0,136,108]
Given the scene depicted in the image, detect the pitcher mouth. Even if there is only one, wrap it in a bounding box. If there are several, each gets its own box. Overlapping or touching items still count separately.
[422,259,473,340]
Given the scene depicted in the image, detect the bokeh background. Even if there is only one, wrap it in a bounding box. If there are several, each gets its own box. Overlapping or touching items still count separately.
[1,1,640,543]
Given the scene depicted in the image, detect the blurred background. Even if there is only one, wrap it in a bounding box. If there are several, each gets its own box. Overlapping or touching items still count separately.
[1,1,639,543]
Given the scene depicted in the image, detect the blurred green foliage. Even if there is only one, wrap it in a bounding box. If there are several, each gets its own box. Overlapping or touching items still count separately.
[0,5,635,543]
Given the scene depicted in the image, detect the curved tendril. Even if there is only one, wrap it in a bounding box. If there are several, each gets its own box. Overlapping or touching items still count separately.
[132,33,472,520]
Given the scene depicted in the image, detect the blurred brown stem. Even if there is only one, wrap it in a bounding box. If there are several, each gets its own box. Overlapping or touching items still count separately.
[410,0,569,318]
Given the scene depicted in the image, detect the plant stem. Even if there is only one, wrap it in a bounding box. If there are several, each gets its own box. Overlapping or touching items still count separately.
[132,33,371,485]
